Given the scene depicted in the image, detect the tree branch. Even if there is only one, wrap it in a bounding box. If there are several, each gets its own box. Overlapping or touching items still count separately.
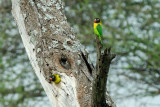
[11,0,116,106]
[91,36,116,107]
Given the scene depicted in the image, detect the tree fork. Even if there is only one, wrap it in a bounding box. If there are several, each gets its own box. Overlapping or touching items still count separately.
[11,0,116,106]
[91,36,116,107]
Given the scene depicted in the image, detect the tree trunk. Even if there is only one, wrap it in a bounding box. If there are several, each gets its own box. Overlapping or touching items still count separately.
[11,0,116,107]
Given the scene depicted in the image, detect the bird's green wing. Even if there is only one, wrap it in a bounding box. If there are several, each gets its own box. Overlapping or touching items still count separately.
[96,24,103,36]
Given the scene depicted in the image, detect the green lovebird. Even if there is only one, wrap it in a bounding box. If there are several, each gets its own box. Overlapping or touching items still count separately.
[94,18,103,44]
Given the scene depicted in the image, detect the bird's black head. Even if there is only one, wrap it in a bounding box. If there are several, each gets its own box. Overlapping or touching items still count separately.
[50,75,56,81]
[94,18,101,23]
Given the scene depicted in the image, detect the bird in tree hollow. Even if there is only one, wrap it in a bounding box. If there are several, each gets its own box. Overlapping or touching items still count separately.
[94,18,103,44]
[50,74,61,84]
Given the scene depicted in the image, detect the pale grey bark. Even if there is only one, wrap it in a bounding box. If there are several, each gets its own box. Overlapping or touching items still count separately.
[11,0,115,107]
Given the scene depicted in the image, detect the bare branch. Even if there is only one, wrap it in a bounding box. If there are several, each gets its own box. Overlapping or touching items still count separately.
[91,36,116,107]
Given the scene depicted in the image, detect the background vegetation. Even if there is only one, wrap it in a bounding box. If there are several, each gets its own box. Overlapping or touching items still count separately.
[0,0,160,107]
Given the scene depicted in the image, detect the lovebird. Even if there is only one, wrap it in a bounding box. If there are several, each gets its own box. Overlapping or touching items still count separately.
[50,74,61,84]
[94,18,103,44]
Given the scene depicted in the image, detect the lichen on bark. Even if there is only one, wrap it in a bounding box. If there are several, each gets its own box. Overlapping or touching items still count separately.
[12,0,116,107]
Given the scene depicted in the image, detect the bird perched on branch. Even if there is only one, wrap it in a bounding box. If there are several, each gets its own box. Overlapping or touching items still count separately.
[50,74,61,84]
[94,18,103,44]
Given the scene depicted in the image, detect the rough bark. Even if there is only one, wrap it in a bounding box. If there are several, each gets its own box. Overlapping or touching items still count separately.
[91,37,116,107]
[11,0,116,107]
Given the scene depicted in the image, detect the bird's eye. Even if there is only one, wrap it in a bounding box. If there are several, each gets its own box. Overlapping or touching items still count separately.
[94,18,100,23]
[97,18,100,23]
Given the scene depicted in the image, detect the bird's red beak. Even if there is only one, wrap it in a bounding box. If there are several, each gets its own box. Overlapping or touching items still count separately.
[94,19,96,23]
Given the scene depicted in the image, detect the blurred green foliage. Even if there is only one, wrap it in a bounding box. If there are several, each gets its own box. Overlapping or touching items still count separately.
[0,0,47,106]
[64,0,160,100]
[0,0,160,106]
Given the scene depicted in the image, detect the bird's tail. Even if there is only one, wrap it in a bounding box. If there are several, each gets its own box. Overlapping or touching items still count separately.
[98,36,103,45]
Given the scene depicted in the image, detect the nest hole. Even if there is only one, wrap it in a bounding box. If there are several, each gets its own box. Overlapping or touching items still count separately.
[59,54,71,70]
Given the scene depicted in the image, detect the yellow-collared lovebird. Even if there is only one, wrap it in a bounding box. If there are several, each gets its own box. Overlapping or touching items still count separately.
[50,74,61,84]
[94,18,103,44]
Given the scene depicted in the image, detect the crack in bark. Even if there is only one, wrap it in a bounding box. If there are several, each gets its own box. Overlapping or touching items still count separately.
[81,52,92,75]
